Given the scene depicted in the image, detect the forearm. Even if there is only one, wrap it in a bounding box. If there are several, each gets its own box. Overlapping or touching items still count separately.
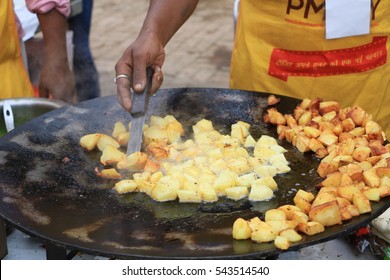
[37,9,69,64]
[141,0,199,46]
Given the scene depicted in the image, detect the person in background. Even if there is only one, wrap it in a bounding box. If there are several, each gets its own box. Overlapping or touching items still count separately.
[114,0,390,137]
[68,0,100,102]
[1,0,75,103]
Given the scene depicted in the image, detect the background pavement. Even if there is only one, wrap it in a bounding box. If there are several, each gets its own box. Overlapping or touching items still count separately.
[90,0,235,96]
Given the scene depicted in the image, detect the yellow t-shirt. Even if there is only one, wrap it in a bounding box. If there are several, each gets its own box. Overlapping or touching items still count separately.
[230,0,390,137]
[0,0,34,99]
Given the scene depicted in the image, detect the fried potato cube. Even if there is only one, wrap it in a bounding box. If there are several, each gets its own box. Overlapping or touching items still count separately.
[114,179,138,194]
[298,111,312,126]
[256,134,278,147]
[336,197,351,208]
[303,126,321,138]
[379,178,390,197]
[254,165,278,177]
[96,134,120,151]
[376,167,390,178]
[248,184,274,201]
[279,229,302,244]
[133,172,153,195]
[345,163,364,181]
[116,132,130,146]
[352,193,372,214]
[251,223,277,243]
[295,189,315,203]
[320,172,342,188]
[254,147,277,160]
[264,108,286,125]
[150,171,164,184]
[362,188,380,202]
[151,175,180,202]
[149,115,169,128]
[311,192,336,207]
[267,220,298,234]
[293,195,312,214]
[295,134,311,153]
[235,172,258,187]
[80,133,101,151]
[317,162,338,178]
[97,168,122,179]
[346,204,361,217]
[346,106,367,126]
[274,236,290,250]
[309,200,342,226]
[349,127,366,137]
[254,176,278,191]
[248,217,264,231]
[340,207,353,221]
[278,204,302,219]
[232,218,252,240]
[319,101,340,115]
[363,168,381,187]
[193,119,214,134]
[225,187,249,201]
[100,144,125,166]
[213,170,238,195]
[297,221,325,236]
[290,211,309,224]
[112,121,127,139]
[265,209,287,222]
[341,118,356,132]
[177,190,202,203]
[146,142,169,159]
[337,185,361,201]
[244,135,256,148]
[231,122,250,144]
[119,152,148,171]
[267,94,280,105]
[165,117,185,143]
[144,159,160,173]
[227,157,251,175]
[352,146,371,162]
[198,184,218,202]
[143,125,168,146]
[318,129,338,147]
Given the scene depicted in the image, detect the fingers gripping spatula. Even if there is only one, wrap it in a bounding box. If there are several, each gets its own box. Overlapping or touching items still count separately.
[127,68,153,156]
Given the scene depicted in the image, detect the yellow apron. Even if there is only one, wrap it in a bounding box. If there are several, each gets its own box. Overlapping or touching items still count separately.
[0,0,34,99]
[231,0,390,137]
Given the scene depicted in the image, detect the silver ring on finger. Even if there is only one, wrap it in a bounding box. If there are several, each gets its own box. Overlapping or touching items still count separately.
[114,74,130,84]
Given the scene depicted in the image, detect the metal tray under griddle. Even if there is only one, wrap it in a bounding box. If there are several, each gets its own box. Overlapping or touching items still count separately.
[0,88,389,259]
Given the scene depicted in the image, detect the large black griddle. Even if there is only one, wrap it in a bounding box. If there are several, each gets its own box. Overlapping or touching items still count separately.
[0,88,389,259]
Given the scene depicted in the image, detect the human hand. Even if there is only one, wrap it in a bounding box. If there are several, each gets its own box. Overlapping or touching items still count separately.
[39,58,76,104]
[115,31,165,112]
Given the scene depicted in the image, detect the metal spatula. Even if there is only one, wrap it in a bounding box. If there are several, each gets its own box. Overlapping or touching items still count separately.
[126,68,153,156]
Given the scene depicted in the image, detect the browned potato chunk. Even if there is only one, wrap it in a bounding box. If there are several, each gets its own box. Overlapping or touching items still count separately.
[309,200,342,226]
[80,133,101,151]
[97,168,122,179]
[251,223,277,243]
[279,228,303,242]
[297,221,325,236]
[232,218,252,240]
[274,236,290,250]
[352,193,372,214]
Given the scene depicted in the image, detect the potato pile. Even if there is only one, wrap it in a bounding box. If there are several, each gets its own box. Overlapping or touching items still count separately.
[232,96,390,250]
[79,114,291,203]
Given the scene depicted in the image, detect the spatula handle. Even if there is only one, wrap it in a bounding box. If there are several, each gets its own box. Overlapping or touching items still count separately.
[131,67,153,117]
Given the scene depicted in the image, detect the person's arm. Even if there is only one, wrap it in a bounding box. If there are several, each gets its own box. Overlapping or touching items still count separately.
[27,0,76,103]
[115,0,199,111]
